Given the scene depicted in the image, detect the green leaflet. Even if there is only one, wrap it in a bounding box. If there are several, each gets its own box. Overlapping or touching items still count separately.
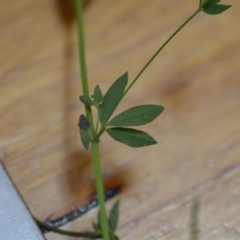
[203,4,232,15]
[108,105,164,127]
[100,72,128,125]
[207,0,221,5]
[79,95,94,106]
[79,129,90,150]
[112,235,120,240]
[93,85,103,104]
[106,127,157,148]
[201,0,232,15]
[92,222,100,232]
[78,115,91,150]
[201,0,220,7]
[80,86,103,106]
[108,201,120,232]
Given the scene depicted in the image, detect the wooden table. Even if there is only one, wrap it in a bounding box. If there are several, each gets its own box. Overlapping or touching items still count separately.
[1,0,239,239]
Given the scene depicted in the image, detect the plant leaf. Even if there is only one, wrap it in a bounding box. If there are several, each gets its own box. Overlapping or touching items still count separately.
[78,115,91,150]
[79,129,91,150]
[93,85,103,104]
[201,0,221,8]
[79,95,94,106]
[106,127,157,147]
[203,4,232,14]
[108,201,120,231]
[100,72,128,125]
[92,222,100,231]
[208,0,221,5]
[112,234,120,240]
[108,105,164,127]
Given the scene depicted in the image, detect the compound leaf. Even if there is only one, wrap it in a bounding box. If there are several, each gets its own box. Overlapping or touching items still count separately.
[108,105,164,127]
[203,4,231,14]
[106,127,157,148]
[108,201,120,231]
[100,72,128,125]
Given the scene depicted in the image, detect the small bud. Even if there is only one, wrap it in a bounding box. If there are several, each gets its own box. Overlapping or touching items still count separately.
[78,114,91,130]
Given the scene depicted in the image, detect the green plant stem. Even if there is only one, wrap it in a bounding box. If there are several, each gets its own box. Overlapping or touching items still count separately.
[123,8,201,98]
[75,0,93,127]
[95,126,106,141]
[91,141,110,240]
[75,1,110,239]
[35,218,101,238]
[189,198,200,240]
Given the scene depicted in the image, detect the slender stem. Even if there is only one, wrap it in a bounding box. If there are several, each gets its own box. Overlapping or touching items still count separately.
[75,1,110,239]
[95,117,100,133]
[94,104,101,133]
[95,125,106,141]
[123,9,201,97]
[75,0,89,95]
[35,218,101,238]
[91,141,110,240]
[189,198,200,240]
[75,0,94,127]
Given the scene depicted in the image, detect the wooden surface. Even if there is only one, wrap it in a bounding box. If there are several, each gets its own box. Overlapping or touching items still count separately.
[1,0,240,239]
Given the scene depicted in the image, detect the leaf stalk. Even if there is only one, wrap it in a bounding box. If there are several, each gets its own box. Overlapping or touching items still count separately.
[35,218,102,238]
[123,8,201,98]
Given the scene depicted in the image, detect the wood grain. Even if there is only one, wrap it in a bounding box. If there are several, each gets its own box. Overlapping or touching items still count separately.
[0,0,240,239]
